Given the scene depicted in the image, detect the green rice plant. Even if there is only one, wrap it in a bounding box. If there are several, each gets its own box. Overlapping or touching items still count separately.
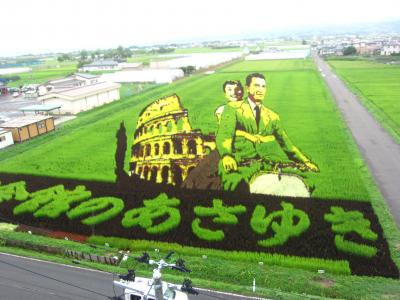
[88,235,351,275]
[250,202,310,247]
[0,181,29,203]
[325,206,378,241]
[192,199,246,241]
[13,185,65,216]
[121,193,180,234]
[193,199,246,225]
[250,205,268,234]
[325,206,378,257]
[335,235,377,258]
[328,58,400,142]
[33,185,91,219]
[67,197,124,225]
[191,218,225,241]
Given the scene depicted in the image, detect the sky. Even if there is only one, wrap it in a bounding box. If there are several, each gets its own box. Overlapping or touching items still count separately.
[1,0,400,56]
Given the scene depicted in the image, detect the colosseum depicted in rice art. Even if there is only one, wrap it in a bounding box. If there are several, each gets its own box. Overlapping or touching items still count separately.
[129,94,215,186]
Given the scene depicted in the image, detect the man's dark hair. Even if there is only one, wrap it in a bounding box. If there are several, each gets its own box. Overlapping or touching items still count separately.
[222,80,243,93]
[246,73,265,87]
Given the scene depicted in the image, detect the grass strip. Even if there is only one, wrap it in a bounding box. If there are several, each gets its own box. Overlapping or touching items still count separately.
[88,235,350,275]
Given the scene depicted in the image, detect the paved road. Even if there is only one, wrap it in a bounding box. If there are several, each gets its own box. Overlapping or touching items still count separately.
[0,253,266,300]
[0,95,40,123]
[314,54,400,228]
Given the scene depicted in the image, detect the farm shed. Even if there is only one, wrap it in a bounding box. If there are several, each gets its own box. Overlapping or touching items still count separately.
[0,130,14,149]
[1,116,55,143]
[38,82,121,114]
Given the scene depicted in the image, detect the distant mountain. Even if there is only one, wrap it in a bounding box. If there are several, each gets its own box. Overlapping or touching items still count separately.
[293,19,400,36]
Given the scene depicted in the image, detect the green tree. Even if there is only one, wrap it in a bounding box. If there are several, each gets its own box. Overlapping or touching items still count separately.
[181,65,196,75]
[343,46,357,56]
[80,49,88,60]
[57,53,71,62]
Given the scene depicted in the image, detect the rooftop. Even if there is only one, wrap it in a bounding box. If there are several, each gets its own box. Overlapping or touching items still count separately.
[58,81,120,97]
[83,60,118,67]
[20,104,62,112]
[49,78,82,87]
[41,81,121,101]
[75,73,99,79]
[1,115,53,128]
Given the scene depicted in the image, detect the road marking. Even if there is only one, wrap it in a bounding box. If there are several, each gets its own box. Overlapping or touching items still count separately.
[0,252,109,275]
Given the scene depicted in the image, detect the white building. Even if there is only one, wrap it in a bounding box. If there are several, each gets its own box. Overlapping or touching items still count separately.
[0,130,14,149]
[246,49,310,60]
[39,81,121,114]
[0,67,32,75]
[118,62,143,70]
[39,73,100,96]
[100,69,184,84]
[381,45,400,56]
[150,52,242,70]
[81,60,119,72]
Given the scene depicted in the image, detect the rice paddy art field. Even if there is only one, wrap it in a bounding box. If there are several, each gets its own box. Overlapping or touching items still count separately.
[0,59,375,201]
[327,58,400,142]
[1,58,400,298]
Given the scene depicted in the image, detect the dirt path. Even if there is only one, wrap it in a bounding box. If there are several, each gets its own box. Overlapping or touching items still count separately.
[314,54,400,228]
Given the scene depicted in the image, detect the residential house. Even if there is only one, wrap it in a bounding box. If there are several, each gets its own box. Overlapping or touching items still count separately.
[381,44,400,56]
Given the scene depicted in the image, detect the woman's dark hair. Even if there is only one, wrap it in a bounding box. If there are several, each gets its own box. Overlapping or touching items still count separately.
[222,80,243,93]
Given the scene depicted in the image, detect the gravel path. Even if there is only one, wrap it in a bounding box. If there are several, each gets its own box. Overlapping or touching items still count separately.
[314,54,400,228]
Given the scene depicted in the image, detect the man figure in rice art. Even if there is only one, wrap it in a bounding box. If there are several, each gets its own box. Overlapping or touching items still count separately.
[216,73,319,192]
[215,80,243,122]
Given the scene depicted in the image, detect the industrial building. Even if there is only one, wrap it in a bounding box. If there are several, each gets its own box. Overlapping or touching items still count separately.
[38,81,121,114]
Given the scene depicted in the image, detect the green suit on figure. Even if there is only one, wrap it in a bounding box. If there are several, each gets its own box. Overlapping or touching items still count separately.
[216,73,319,191]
